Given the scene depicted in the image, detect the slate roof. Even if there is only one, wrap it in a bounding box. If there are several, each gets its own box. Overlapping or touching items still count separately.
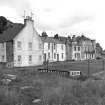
[72,35,93,42]
[0,23,24,43]
[57,36,67,44]
[41,37,65,44]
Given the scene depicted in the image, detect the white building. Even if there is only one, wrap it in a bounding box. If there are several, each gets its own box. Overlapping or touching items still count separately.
[72,42,81,60]
[41,37,66,62]
[0,16,43,67]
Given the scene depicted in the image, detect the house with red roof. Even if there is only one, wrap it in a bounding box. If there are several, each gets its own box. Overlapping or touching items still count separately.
[0,16,43,67]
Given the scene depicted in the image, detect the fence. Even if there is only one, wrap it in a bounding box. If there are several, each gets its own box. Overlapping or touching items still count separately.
[40,59,105,79]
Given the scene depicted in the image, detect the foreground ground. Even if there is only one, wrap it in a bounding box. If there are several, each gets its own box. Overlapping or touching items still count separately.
[0,59,105,105]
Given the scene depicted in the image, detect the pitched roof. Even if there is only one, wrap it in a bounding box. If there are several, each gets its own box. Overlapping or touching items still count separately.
[41,37,65,44]
[0,23,24,43]
[57,36,67,43]
[72,35,95,43]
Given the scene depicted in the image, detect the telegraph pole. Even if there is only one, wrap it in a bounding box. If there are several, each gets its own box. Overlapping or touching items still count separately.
[46,60,49,70]
[103,59,104,71]
[88,59,90,78]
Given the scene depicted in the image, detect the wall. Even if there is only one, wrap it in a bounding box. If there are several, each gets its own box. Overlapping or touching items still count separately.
[0,42,6,62]
[6,41,13,62]
[81,40,96,60]
[43,42,66,62]
[57,44,66,61]
[72,44,81,60]
[13,19,43,67]
[66,44,72,61]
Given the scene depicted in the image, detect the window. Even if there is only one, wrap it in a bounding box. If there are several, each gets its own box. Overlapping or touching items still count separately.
[77,53,80,58]
[29,55,32,63]
[75,53,77,58]
[74,46,76,51]
[2,55,4,61]
[92,54,94,58]
[48,43,50,49]
[29,42,32,50]
[39,55,42,60]
[54,43,56,49]
[62,53,64,59]
[2,43,5,48]
[17,41,21,49]
[48,52,50,59]
[61,44,64,50]
[78,47,80,51]
[86,53,87,59]
[71,71,80,76]
[18,55,22,63]
[54,53,56,59]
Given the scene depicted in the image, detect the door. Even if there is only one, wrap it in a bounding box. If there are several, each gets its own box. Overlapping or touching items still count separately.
[44,53,46,62]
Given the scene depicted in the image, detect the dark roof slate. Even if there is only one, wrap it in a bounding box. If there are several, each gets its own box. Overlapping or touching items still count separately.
[41,37,65,44]
[0,23,24,43]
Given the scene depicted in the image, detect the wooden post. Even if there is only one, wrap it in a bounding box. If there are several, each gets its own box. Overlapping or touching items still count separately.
[46,60,49,70]
[88,59,90,77]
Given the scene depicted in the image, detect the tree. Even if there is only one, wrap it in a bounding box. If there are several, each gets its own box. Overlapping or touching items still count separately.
[42,31,48,37]
[54,34,59,39]
[0,16,7,33]
[96,43,103,53]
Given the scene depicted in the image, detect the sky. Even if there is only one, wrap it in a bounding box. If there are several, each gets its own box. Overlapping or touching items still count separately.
[0,0,105,48]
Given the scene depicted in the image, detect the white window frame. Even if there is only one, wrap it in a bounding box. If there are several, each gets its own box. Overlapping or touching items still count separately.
[29,55,32,64]
[78,46,80,51]
[17,55,22,64]
[75,53,77,58]
[17,41,22,49]
[2,55,4,61]
[74,46,76,51]
[54,43,56,49]
[62,53,64,59]
[54,53,56,59]
[48,52,50,59]
[48,43,50,50]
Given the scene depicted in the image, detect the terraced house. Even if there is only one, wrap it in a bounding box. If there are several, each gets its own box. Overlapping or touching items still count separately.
[41,36,66,62]
[0,15,97,67]
[71,35,96,60]
[0,16,43,67]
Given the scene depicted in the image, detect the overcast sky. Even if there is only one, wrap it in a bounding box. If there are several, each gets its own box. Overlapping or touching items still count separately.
[0,0,105,48]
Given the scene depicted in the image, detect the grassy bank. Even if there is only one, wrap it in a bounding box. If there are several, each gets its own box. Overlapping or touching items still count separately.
[0,59,105,105]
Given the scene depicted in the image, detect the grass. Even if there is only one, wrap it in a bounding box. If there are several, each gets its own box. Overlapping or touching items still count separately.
[41,59,105,75]
[0,59,105,105]
[0,59,104,76]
